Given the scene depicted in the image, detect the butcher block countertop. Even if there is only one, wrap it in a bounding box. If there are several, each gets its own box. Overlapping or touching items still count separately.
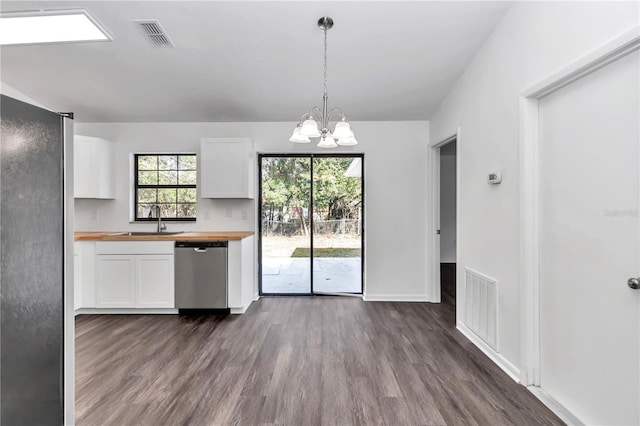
[74,231,254,241]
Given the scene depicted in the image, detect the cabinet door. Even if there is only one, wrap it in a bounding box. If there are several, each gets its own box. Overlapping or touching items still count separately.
[74,137,96,198]
[96,138,115,198]
[74,136,115,199]
[200,138,254,198]
[96,255,136,308]
[79,241,97,308]
[136,255,175,308]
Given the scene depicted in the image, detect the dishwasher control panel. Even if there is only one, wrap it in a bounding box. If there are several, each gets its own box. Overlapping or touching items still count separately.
[175,241,227,248]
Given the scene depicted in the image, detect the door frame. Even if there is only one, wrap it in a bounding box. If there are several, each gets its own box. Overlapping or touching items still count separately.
[257,153,365,296]
[63,116,75,425]
[518,25,640,409]
[427,129,461,307]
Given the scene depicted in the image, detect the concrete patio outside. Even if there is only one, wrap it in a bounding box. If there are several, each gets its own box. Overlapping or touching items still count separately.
[260,234,362,294]
[261,257,361,294]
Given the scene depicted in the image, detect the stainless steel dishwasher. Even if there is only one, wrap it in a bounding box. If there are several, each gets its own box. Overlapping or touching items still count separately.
[175,241,228,313]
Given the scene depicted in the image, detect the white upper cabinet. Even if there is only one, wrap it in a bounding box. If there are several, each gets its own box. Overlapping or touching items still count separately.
[200,138,254,199]
[74,135,115,199]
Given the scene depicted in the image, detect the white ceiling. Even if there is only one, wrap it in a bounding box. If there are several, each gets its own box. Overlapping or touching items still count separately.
[0,1,511,122]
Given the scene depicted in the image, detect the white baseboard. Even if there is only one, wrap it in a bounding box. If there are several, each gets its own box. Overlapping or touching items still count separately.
[230,305,247,314]
[528,386,584,426]
[231,294,260,315]
[74,308,178,315]
[459,320,584,425]
[363,294,429,302]
[457,322,521,383]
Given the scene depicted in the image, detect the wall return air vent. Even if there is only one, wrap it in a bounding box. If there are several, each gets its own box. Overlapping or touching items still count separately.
[134,19,174,48]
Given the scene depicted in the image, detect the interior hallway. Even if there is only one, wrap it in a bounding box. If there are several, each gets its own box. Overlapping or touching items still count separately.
[76,296,562,425]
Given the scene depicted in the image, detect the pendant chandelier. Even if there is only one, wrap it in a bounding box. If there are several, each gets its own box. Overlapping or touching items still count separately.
[289,17,358,148]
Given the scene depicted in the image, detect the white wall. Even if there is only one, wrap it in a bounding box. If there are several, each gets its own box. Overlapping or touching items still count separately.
[74,120,430,300]
[429,1,639,374]
[440,144,456,263]
[1,81,48,109]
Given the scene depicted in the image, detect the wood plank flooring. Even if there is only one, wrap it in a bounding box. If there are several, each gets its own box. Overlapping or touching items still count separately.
[76,296,563,425]
[440,263,456,298]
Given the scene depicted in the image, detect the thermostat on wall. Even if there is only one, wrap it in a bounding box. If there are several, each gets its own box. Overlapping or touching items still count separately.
[488,171,502,184]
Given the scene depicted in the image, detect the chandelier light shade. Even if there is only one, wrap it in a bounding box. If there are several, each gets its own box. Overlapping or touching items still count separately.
[289,124,311,143]
[317,132,338,148]
[337,136,358,146]
[300,118,321,138]
[290,17,358,148]
[332,120,353,139]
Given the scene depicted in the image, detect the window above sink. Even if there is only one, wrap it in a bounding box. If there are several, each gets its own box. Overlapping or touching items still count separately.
[134,153,197,222]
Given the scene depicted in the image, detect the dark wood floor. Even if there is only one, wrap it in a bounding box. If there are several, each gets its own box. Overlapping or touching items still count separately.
[441,263,456,298]
[76,296,563,425]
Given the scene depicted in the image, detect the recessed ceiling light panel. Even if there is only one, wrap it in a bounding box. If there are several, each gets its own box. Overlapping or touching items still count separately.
[0,9,112,46]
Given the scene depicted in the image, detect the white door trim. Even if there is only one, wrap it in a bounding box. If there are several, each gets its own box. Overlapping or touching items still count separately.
[63,117,75,425]
[519,25,640,389]
[427,129,461,304]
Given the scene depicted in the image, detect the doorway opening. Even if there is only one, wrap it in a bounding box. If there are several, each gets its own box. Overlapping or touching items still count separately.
[439,141,457,306]
[258,154,364,296]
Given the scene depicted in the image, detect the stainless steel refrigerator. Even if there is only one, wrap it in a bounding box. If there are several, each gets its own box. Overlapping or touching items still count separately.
[1,94,74,425]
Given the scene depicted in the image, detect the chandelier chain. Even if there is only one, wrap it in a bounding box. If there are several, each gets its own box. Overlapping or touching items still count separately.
[323,27,328,96]
[290,17,357,147]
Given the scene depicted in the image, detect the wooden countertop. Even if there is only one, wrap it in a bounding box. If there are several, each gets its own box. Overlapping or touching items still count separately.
[74,231,254,241]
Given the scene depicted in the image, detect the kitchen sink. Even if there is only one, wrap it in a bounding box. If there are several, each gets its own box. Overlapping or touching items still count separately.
[109,231,185,236]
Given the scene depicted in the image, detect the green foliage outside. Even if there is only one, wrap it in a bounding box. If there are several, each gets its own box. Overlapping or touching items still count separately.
[291,247,362,258]
[261,157,361,235]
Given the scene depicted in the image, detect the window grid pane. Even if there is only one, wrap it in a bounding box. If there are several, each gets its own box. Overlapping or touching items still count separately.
[178,170,197,185]
[138,155,158,171]
[178,155,197,170]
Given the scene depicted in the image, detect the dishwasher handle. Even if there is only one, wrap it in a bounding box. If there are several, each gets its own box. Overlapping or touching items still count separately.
[175,241,228,249]
[194,247,208,253]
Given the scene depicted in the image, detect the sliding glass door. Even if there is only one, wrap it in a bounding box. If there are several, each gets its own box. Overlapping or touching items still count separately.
[259,154,363,295]
[260,157,312,294]
[311,157,362,294]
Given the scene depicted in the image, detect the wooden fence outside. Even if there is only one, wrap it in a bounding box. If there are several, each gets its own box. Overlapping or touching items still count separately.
[262,219,361,236]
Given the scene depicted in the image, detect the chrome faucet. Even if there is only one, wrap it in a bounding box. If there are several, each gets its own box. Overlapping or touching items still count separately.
[151,204,167,233]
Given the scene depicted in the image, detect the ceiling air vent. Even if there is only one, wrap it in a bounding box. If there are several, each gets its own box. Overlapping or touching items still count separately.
[133,19,174,48]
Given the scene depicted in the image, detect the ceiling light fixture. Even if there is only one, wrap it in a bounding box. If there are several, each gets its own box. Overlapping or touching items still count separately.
[0,10,111,46]
[290,17,358,148]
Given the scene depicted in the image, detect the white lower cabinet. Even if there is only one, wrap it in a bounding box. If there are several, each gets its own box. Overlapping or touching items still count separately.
[76,238,254,313]
[93,242,175,309]
[74,246,81,310]
[136,255,174,308]
[96,254,174,308]
[75,241,97,310]
[96,255,136,308]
